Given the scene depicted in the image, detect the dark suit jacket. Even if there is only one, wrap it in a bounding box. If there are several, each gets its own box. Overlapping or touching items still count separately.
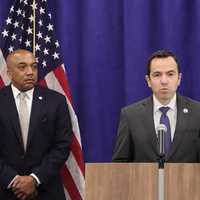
[0,85,72,200]
[112,95,200,163]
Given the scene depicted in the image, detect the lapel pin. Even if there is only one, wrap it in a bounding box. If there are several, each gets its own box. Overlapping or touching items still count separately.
[183,108,188,113]
[38,96,43,100]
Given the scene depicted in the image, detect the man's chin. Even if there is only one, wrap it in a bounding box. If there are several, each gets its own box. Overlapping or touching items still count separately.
[22,84,36,91]
[163,96,174,102]
[156,93,174,104]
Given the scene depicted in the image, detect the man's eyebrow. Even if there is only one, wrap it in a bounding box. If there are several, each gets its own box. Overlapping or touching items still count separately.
[17,62,27,65]
[17,62,37,65]
[152,69,177,73]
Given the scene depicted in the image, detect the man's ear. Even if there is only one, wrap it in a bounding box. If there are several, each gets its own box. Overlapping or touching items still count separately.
[145,75,151,88]
[177,73,182,86]
[7,69,12,79]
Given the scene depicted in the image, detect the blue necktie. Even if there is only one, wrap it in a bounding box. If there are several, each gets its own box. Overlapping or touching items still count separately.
[159,107,172,154]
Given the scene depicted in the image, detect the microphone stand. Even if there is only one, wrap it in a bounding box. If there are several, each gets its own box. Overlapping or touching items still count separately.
[158,153,165,169]
[157,128,166,200]
[158,153,165,200]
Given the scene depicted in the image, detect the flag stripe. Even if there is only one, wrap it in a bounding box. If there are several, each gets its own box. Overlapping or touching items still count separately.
[70,134,85,174]
[61,165,83,200]
[0,49,10,86]
[64,187,72,200]
[0,76,5,89]
[54,65,73,103]
[66,153,85,198]
[38,79,48,87]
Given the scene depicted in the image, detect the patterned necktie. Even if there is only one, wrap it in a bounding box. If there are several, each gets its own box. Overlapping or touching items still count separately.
[18,92,29,151]
[159,106,172,154]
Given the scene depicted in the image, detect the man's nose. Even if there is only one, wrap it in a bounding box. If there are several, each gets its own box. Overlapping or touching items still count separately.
[160,75,168,84]
[26,66,34,74]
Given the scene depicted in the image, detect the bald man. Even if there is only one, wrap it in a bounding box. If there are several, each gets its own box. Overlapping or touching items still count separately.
[0,49,72,200]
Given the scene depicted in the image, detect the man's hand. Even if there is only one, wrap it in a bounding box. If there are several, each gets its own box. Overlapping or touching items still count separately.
[11,175,37,200]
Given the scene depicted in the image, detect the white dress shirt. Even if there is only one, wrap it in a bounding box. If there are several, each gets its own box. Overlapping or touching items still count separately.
[8,85,40,187]
[11,84,33,120]
[153,94,177,140]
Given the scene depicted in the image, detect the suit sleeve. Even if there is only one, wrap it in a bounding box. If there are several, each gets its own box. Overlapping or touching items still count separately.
[0,160,18,188]
[0,122,18,188]
[197,130,200,162]
[31,95,72,184]
[112,109,134,162]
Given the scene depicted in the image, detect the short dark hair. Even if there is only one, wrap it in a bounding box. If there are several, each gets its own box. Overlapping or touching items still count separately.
[147,50,180,76]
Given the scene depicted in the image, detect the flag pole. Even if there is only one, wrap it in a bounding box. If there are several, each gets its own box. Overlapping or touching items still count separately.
[32,0,36,56]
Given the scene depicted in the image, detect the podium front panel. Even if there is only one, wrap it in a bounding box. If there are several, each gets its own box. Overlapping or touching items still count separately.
[165,163,200,200]
[85,163,157,200]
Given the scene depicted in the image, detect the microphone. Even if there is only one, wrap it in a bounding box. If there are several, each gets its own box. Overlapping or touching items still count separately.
[156,124,167,156]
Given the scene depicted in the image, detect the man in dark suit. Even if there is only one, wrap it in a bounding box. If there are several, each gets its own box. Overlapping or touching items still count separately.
[0,49,72,200]
[112,50,200,163]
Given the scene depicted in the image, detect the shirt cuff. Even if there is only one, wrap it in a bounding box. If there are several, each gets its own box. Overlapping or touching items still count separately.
[30,173,41,186]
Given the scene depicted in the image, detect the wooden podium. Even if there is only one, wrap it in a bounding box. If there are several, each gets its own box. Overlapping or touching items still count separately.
[85,163,200,200]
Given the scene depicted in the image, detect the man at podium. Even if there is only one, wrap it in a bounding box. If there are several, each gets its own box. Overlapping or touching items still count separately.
[112,49,200,163]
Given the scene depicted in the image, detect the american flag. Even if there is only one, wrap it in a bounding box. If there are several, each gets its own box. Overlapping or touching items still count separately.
[0,0,85,199]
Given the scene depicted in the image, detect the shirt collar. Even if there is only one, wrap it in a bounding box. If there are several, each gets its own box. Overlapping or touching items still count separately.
[153,94,177,114]
[11,84,34,100]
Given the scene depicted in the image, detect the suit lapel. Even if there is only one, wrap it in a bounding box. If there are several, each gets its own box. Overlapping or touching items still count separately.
[167,95,189,160]
[141,97,159,155]
[3,86,24,149]
[26,86,45,149]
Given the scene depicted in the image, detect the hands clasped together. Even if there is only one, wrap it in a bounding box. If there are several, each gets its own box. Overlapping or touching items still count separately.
[11,175,38,200]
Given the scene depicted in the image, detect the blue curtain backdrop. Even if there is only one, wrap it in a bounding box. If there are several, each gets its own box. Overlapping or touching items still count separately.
[1,0,200,162]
